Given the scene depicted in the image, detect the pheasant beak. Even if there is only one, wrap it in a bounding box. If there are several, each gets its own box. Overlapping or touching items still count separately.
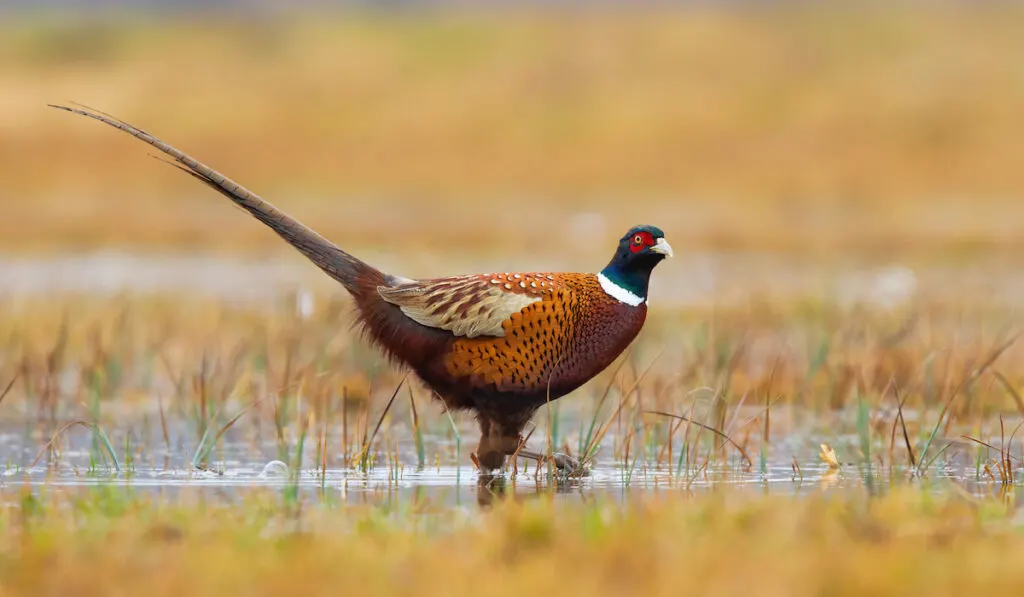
[651,237,674,257]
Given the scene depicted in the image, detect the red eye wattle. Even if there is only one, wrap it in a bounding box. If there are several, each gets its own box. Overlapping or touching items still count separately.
[629,232,652,253]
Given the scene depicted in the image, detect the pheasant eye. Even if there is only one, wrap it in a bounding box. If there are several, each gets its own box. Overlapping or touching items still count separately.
[633,235,643,245]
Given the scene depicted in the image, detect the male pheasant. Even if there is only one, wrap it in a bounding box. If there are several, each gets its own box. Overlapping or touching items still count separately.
[51,105,672,473]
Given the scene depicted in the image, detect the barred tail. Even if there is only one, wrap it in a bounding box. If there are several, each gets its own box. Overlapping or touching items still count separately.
[49,103,384,295]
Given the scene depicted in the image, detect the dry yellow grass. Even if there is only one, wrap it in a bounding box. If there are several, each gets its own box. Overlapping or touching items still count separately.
[3,6,1024,253]
[1,486,1022,597]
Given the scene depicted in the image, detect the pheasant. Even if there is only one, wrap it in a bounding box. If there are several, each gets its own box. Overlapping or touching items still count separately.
[51,104,672,473]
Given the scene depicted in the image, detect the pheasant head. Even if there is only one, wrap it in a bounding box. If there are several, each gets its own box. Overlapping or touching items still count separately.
[598,225,672,306]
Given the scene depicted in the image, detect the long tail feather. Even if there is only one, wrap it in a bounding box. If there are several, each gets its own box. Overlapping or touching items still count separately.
[49,103,382,295]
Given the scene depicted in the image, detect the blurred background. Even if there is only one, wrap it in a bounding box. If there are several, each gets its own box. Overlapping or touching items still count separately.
[3,1,1024,304]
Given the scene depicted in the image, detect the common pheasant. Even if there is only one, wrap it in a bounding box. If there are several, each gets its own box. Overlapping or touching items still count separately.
[52,105,672,473]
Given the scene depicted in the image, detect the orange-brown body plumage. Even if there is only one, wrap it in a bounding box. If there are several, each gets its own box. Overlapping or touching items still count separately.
[392,272,647,423]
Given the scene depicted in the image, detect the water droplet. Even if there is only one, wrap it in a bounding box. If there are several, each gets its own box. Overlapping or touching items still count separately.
[259,460,290,478]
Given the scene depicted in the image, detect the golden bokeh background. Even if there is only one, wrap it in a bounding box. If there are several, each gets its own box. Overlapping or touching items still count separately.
[4,4,1024,259]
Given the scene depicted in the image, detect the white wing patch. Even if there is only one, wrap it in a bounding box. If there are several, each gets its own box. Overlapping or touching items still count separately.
[378,276,541,338]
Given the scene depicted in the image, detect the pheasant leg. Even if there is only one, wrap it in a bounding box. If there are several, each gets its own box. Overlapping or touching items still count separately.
[473,418,582,474]
[473,418,508,472]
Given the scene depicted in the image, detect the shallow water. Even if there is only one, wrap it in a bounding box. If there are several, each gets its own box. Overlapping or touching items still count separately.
[0,414,1016,509]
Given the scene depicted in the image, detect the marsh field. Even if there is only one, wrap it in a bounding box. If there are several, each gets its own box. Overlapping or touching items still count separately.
[4,4,1024,595]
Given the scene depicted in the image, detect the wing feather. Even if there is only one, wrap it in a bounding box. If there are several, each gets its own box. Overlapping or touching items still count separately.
[378,275,543,338]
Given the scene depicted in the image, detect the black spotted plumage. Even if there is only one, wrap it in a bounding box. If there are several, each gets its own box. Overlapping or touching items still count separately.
[51,105,673,473]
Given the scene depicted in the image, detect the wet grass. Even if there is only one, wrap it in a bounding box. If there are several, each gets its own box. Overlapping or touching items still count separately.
[1,291,1023,489]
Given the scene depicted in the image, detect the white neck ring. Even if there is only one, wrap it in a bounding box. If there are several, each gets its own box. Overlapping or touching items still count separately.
[598,273,646,307]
